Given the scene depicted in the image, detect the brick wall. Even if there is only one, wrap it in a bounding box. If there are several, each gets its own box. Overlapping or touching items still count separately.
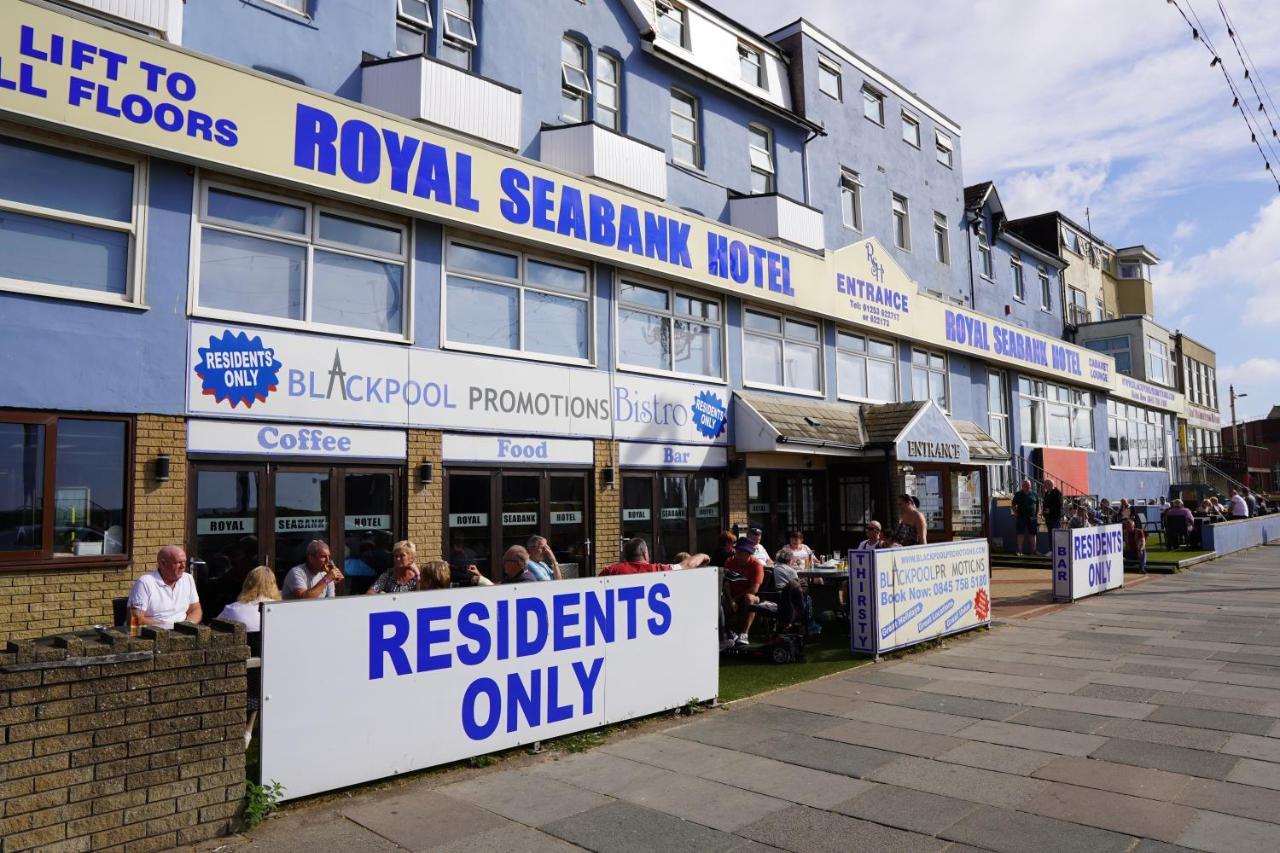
[0,621,248,853]
[407,429,444,560]
[0,415,187,645]
[727,453,749,532]
[593,440,619,571]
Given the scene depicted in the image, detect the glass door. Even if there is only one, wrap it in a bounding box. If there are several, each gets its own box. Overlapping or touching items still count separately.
[549,474,587,578]
[657,475,689,562]
[621,476,654,548]
[906,469,946,540]
[692,475,722,556]
[272,469,331,581]
[834,473,874,555]
[343,470,398,594]
[191,466,263,619]
[446,472,492,580]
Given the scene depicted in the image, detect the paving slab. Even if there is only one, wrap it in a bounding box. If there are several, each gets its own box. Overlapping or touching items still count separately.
[831,783,981,836]
[951,719,1106,757]
[1020,781,1197,842]
[737,804,949,853]
[438,768,614,827]
[801,678,922,705]
[1218,731,1280,763]
[530,751,671,796]
[1071,683,1158,702]
[814,719,963,758]
[867,755,1051,809]
[832,701,976,735]
[934,740,1058,776]
[847,669,937,690]
[744,730,901,779]
[542,801,743,853]
[1026,692,1157,720]
[224,812,404,853]
[1006,707,1111,735]
[608,767,792,832]
[938,804,1135,853]
[340,789,514,851]
[1095,717,1231,751]
[704,750,878,809]
[600,732,745,777]
[915,679,1044,705]
[727,703,848,735]
[1224,756,1280,790]
[1089,738,1240,780]
[1145,689,1280,717]
[429,823,586,853]
[1175,777,1280,823]
[1031,756,1193,801]
[1146,705,1276,735]
[895,693,1024,722]
[1175,809,1280,853]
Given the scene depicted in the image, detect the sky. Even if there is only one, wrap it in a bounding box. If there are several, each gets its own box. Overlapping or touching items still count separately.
[711,0,1280,422]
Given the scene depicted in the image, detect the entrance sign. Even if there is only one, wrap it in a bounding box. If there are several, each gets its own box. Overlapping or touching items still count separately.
[1052,525,1124,602]
[894,402,970,464]
[850,540,991,656]
[260,568,719,800]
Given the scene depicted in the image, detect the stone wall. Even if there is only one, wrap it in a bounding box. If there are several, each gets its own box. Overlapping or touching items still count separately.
[0,621,248,852]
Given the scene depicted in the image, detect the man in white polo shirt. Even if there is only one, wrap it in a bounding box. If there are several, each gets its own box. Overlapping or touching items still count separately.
[127,545,202,629]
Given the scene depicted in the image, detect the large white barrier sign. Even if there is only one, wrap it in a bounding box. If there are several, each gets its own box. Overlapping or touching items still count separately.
[1052,525,1124,602]
[260,569,718,800]
[850,540,991,656]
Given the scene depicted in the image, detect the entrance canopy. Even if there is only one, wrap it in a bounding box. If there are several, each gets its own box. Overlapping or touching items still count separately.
[865,401,1009,464]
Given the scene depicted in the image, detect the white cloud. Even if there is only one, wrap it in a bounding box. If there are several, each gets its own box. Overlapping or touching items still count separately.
[1001,162,1109,223]
[1218,359,1280,420]
[1171,220,1197,242]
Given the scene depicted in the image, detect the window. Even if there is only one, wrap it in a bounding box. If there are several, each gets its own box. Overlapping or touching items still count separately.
[266,0,308,13]
[1119,262,1142,279]
[818,57,842,100]
[1147,336,1171,386]
[1019,377,1094,449]
[1067,287,1088,326]
[840,169,862,231]
[748,124,774,194]
[1108,400,1170,469]
[617,281,722,379]
[595,53,621,131]
[977,222,993,279]
[1084,335,1131,374]
[0,133,144,306]
[1039,264,1052,311]
[738,43,763,87]
[744,309,821,393]
[445,237,590,361]
[901,112,920,147]
[440,0,476,70]
[656,1,686,47]
[933,212,948,265]
[0,413,130,563]
[560,36,591,123]
[1010,252,1025,301]
[196,182,409,337]
[987,370,1012,493]
[911,349,947,410]
[394,0,430,55]
[1207,365,1217,409]
[935,131,953,167]
[1061,226,1081,255]
[670,89,699,167]
[862,86,884,125]
[891,193,910,250]
[837,331,897,402]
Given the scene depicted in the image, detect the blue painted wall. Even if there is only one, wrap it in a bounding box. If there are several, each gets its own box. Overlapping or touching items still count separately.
[969,205,1065,340]
[1202,515,1280,554]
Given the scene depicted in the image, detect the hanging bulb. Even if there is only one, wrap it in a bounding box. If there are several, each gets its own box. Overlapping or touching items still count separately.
[1252,133,1257,143]
[1233,96,1240,107]
[1267,162,1273,172]
[1245,69,1251,79]
[1192,27,1200,40]
[1210,56,1221,67]
[1260,103,1266,112]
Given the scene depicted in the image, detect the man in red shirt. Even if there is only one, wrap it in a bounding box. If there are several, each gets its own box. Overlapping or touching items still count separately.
[724,537,765,647]
[601,538,709,575]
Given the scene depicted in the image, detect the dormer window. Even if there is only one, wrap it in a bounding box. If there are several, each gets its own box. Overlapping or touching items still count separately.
[739,43,763,88]
[656,1,687,48]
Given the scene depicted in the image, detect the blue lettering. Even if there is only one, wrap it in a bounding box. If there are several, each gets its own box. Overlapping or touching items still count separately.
[461,677,501,740]
[584,589,615,644]
[412,141,452,203]
[295,103,338,174]
[643,212,668,261]
[618,586,644,640]
[455,153,480,212]
[545,665,574,724]
[572,657,604,715]
[415,605,452,672]
[617,205,643,255]
[589,194,616,246]
[532,177,556,231]
[382,130,419,194]
[647,584,672,635]
[552,593,582,651]
[368,611,411,680]
[499,167,531,224]
[516,597,548,657]
[506,670,541,733]
[339,119,380,184]
[457,601,491,666]
[668,220,692,268]
[558,186,587,239]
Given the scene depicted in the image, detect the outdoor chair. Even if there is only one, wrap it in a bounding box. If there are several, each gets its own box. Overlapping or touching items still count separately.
[1164,514,1189,550]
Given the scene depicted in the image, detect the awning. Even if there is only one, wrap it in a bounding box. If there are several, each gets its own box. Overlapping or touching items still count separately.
[864,401,1010,464]
[734,392,867,455]
[953,420,1012,463]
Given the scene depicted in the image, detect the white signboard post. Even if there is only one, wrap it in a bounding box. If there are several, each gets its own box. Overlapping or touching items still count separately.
[260,568,719,800]
[850,540,991,656]
[1052,525,1125,602]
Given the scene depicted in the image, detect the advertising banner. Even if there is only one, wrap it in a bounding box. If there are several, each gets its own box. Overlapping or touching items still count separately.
[187,418,406,459]
[187,321,729,445]
[850,539,991,656]
[1114,376,1184,413]
[260,568,719,800]
[1052,525,1124,602]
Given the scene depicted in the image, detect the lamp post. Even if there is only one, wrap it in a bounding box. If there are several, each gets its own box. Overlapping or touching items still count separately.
[1230,385,1247,451]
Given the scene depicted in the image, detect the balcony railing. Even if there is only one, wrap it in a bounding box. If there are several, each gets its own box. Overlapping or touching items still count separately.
[539,123,667,199]
[727,193,825,252]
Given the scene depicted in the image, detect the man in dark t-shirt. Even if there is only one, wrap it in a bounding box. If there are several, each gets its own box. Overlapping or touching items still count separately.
[1011,479,1040,556]
[1043,480,1064,533]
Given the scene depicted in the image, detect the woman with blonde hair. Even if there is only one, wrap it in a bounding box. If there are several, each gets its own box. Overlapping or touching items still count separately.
[367,540,421,594]
[418,560,452,591]
[215,566,281,747]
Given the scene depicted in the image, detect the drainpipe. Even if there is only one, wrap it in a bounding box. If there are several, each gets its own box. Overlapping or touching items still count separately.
[964,213,978,309]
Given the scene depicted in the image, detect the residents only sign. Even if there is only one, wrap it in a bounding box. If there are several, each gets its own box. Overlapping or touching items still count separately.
[1052,525,1124,602]
[259,569,718,799]
[849,540,991,656]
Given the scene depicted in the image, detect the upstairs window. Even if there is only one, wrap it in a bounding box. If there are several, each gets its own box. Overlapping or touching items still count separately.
[1039,264,1052,311]
[891,193,910,250]
[840,169,862,230]
[935,130,953,167]
[748,124,774,194]
[862,86,884,125]
[617,281,722,379]
[560,36,591,123]
[1011,251,1025,301]
[977,222,993,279]
[1083,335,1131,374]
[1147,336,1171,386]
[911,349,948,411]
[656,1,687,48]
[901,112,920,147]
[441,0,477,70]
[933,212,948,265]
[837,332,897,402]
[394,0,430,56]
[670,89,700,168]
[0,133,145,307]
[595,53,621,131]
[818,57,842,100]
[744,310,821,393]
[738,44,763,88]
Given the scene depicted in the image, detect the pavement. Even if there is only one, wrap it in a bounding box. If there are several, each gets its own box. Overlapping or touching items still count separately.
[198,544,1280,853]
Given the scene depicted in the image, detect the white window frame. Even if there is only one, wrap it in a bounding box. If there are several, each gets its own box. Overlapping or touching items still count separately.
[1147,336,1171,386]
[655,0,688,48]
[933,211,949,266]
[441,0,477,69]
[742,308,824,397]
[1107,399,1168,470]
[1039,264,1052,312]
[840,169,862,231]
[440,232,594,365]
[190,176,413,341]
[560,35,591,124]
[670,88,700,168]
[836,329,898,404]
[614,278,726,383]
[935,130,953,168]
[987,369,1012,493]
[0,127,149,309]
[748,123,774,195]
[862,86,885,125]
[817,56,842,101]
[1018,376,1094,450]
[397,0,431,28]
[910,348,949,412]
[901,111,921,148]
[595,52,622,131]
[1067,287,1088,325]
[393,19,429,56]
[891,193,910,251]
[738,43,763,88]
[263,0,310,16]
[977,222,993,279]
[1010,251,1025,302]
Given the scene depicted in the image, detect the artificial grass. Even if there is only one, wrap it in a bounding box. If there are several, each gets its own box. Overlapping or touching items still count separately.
[718,630,866,703]
[1144,545,1212,562]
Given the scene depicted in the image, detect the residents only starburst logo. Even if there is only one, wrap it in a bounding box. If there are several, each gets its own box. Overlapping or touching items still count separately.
[691,390,727,440]
[194,330,282,409]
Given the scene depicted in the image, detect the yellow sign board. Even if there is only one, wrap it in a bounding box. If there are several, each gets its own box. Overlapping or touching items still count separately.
[0,0,1117,392]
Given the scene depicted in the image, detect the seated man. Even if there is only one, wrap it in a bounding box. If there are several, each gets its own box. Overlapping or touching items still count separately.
[724,537,765,647]
[1164,499,1196,548]
[282,539,343,600]
[501,546,538,584]
[525,535,562,581]
[128,545,202,630]
[601,537,709,575]
[1068,504,1091,529]
[857,521,883,550]
[1121,517,1147,575]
